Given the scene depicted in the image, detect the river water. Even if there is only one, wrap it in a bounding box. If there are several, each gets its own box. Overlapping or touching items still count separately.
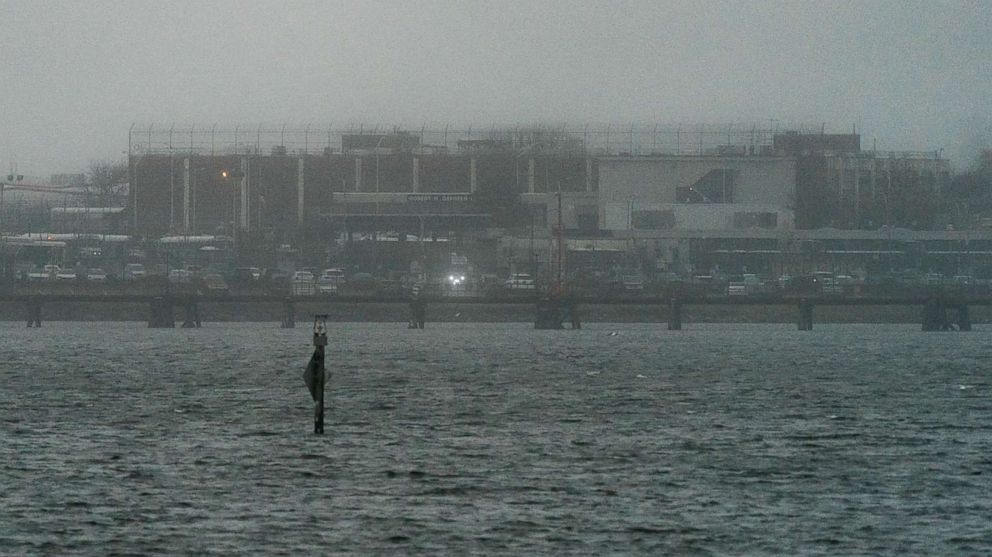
[1,322,990,555]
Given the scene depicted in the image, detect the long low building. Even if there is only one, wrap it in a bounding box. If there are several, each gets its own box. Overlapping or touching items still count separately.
[127,127,952,253]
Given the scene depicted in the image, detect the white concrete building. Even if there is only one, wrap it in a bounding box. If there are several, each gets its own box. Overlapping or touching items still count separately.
[598,155,796,232]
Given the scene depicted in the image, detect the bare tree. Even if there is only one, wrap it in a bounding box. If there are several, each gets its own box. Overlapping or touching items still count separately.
[85,160,128,207]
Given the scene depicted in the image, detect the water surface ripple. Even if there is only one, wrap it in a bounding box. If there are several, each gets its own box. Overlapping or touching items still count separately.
[1,323,990,555]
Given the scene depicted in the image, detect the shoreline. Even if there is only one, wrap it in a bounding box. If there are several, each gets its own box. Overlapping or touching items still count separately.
[3,301,989,324]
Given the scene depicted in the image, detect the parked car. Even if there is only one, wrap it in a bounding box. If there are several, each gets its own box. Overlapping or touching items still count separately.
[168,269,193,284]
[622,275,644,292]
[505,273,536,291]
[124,263,147,280]
[86,268,107,282]
[202,273,229,293]
[320,268,346,285]
[923,272,945,287]
[228,267,259,286]
[27,265,60,281]
[317,268,346,294]
[291,271,316,296]
[812,272,843,295]
[727,280,748,296]
[316,274,338,295]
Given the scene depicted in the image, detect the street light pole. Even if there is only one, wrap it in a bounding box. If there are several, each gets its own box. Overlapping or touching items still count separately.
[1,171,25,279]
[221,169,244,261]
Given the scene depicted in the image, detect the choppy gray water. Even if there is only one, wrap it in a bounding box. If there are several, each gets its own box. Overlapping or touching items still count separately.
[1,322,990,555]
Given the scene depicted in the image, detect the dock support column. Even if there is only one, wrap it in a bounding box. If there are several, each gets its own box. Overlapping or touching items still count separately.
[409,299,426,329]
[282,298,296,328]
[148,297,174,328]
[922,298,948,331]
[798,299,814,331]
[668,298,682,330]
[567,299,581,329]
[535,298,564,329]
[957,305,972,331]
[181,300,201,328]
[26,297,42,328]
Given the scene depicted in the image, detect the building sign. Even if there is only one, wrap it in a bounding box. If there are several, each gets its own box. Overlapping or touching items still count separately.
[407,193,473,202]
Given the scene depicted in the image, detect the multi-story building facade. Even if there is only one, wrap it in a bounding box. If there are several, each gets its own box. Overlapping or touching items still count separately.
[779,132,951,230]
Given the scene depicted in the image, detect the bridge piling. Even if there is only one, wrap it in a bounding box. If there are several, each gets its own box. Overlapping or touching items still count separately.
[148,297,174,328]
[667,298,682,330]
[25,297,41,328]
[568,300,581,329]
[408,298,426,329]
[957,305,972,331]
[534,297,581,329]
[282,298,295,328]
[181,300,201,328]
[535,298,562,329]
[798,299,814,331]
[922,298,948,331]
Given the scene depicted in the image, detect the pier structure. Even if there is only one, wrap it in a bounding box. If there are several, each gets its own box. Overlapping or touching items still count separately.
[408,297,426,328]
[921,297,972,331]
[181,300,201,328]
[1,293,989,330]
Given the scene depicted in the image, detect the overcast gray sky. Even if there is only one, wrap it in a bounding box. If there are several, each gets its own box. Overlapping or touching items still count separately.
[1,0,989,175]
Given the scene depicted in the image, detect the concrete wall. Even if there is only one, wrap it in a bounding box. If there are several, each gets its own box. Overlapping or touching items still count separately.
[523,193,599,231]
[604,202,794,231]
[135,153,600,235]
[597,155,796,230]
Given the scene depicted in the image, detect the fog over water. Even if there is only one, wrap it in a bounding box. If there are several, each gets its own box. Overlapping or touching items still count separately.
[3,2,992,554]
[1,1,990,173]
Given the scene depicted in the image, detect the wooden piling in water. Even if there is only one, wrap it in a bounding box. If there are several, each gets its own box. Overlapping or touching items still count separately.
[181,300,201,328]
[535,298,563,329]
[25,297,41,328]
[668,298,682,330]
[148,297,174,328]
[957,305,972,331]
[282,298,295,328]
[409,299,426,329]
[922,298,948,331]
[568,300,582,329]
[798,299,814,331]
